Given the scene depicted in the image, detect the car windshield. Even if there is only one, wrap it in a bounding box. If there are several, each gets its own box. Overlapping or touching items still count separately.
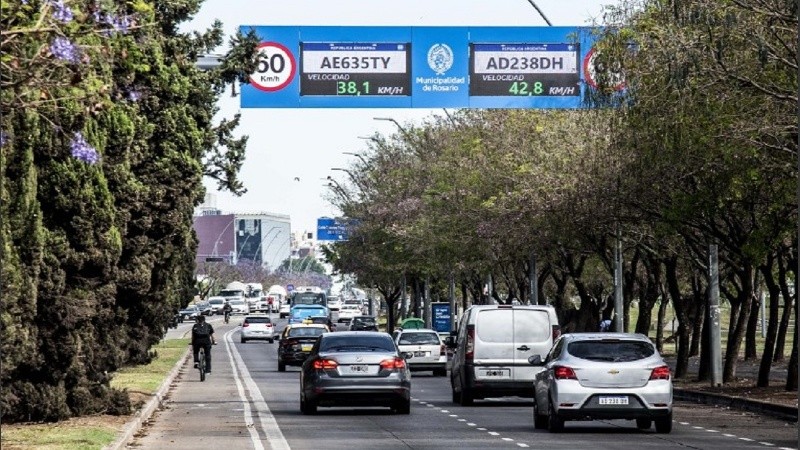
[398,333,440,345]
[230,300,244,306]
[320,335,395,352]
[245,317,271,324]
[287,327,326,338]
[567,340,656,362]
[352,317,376,326]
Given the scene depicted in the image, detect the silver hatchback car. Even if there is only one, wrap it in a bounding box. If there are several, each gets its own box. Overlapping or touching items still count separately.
[530,333,672,433]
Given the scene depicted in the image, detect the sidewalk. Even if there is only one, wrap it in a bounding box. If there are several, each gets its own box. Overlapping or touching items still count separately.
[665,354,798,422]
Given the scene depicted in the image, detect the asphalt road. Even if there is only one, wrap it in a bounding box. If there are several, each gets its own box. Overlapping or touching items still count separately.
[132,316,798,450]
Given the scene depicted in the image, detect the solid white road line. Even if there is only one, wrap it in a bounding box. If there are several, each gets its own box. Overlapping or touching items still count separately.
[223,330,264,450]
[225,329,291,450]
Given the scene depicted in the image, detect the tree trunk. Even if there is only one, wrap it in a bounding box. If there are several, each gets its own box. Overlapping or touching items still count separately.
[723,263,755,383]
[697,303,710,381]
[689,299,705,357]
[757,258,781,387]
[665,256,691,378]
[774,255,794,362]
[655,294,668,353]
[744,291,760,360]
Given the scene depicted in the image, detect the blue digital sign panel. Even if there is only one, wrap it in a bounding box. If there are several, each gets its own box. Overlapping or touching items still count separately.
[240,26,606,109]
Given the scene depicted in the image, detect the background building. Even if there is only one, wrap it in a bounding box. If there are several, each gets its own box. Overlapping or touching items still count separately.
[194,194,291,271]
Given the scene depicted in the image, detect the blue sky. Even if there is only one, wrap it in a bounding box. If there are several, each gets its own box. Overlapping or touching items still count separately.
[186,0,614,236]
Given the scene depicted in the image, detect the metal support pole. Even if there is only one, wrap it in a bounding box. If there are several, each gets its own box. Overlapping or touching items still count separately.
[486,274,494,305]
[449,272,456,332]
[760,291,767,338]
[529,252,538,305]
[709,244,723,387]
[401,274,408,320]
[424,277,432,329]
[614,230,624,333]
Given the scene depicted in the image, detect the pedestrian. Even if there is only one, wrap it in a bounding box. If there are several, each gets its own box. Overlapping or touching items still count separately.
[191,315,216,374]
[599,318,613,332]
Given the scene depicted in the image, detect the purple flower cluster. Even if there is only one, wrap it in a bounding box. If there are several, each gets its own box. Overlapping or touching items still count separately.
[50,36,81,63]
[70,132,100,164]
[0,131,8,147]
[127,90,141,102]
[94,9,133,35]
[51,0,73,23]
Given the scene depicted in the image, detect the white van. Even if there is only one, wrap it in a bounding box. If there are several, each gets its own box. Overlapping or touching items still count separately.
[446,304,560,406]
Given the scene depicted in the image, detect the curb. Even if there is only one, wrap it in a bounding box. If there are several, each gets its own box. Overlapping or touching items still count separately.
[674,388,798,422]
[103,347,191,450]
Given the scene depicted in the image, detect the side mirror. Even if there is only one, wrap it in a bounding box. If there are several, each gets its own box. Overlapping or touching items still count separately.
[528,355,544,366]
[403,352,414,360]
[444,336,457,348]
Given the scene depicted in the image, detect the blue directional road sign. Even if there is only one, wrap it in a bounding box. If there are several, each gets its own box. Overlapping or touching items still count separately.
[317,217,350,241]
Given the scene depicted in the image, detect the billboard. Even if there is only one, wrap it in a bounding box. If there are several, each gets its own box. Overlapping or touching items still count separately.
[240,26,610,109]
[317,217,351,241]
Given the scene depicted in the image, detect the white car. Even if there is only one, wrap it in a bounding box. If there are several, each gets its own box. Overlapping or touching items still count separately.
[207,296,226,315]
[279,302,291,319]
[228,299,250,315]
[531,333,673,433]
[395,328,447,376]
[336,304,362,323]
[240,314,275,343]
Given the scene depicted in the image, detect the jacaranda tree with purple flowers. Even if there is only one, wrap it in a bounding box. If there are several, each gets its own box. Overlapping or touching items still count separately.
[1,0,259,423]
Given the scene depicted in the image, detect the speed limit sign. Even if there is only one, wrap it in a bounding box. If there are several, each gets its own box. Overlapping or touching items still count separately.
[250,42,296,92]
[583,48,626,91]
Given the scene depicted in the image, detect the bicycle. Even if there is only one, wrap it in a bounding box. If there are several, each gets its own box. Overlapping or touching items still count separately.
[224,311,230,324]
[197,347,207,382]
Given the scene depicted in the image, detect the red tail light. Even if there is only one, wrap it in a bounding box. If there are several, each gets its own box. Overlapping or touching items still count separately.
[242,322,249,327]
[649,365,671,380]
[552,325,561,341]
[312,358,338,370]
[465,326,475,361]
[553,366,577,380]
[380,357,407,370]
[440,344,446,356]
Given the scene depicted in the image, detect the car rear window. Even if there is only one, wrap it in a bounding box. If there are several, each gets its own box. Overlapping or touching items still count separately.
[288,327,326,338]
[319,335,395,352]
[568,340,656,362]
[475,310,513,342]
[245,317,271,324]
[352,317,376,325]
[398,332,440,345]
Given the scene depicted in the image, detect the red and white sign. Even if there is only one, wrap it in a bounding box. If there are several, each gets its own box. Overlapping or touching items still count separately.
[583,48,626,91]
[250,42,296,92]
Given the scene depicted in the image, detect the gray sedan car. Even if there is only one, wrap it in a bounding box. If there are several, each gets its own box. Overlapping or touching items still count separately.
[531,333,673,433]
[300,331,411,415]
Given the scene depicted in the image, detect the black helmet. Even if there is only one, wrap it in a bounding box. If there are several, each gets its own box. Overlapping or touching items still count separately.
[196,315,205,323]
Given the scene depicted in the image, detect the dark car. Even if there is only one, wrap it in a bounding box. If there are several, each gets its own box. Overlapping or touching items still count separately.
[347,316,378,331]
[300,331,411,415]
[277,324,329,372]
[178,305,201,321]
[305,315,335,330]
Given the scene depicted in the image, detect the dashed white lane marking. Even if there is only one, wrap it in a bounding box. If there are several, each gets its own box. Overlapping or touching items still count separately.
[517,444,530,448]
[488,432,500,436]
[677,422,788,449]
[467,423,477,426]
[441,409,450,413]
[457,418,466,422]
[502,437,514,441]
[449,414,458,417]
[477,428,487,431]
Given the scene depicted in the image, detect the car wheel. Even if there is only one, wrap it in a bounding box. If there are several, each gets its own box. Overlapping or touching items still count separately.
[278,361,286,372]
[533,399,548,429]
[547,399,564,433]
[459,387,474,406]
[654,413,672,434]
[268,338,274,344]
[392,399,411,414]
[241,337,247,343]
[636,418,652,430]
[434,368,447,377]
[300,394,317,415]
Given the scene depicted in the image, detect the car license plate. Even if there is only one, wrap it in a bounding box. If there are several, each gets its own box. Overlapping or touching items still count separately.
[477,368,510,379]
[301,344,313,351]
[599,396,629,405]
[413,351,429,357]
[348,364,369,374]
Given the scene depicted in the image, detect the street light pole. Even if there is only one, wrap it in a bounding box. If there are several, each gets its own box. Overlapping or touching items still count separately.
[373,117,412,140]
[210,218,236,262]
[343,151,368,165]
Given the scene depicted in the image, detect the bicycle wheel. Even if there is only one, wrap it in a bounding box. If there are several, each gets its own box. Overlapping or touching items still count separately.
[198,348,206,382]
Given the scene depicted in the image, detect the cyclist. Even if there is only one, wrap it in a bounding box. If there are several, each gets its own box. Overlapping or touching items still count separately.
[222,300,233,324]
[191,315,216,374]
